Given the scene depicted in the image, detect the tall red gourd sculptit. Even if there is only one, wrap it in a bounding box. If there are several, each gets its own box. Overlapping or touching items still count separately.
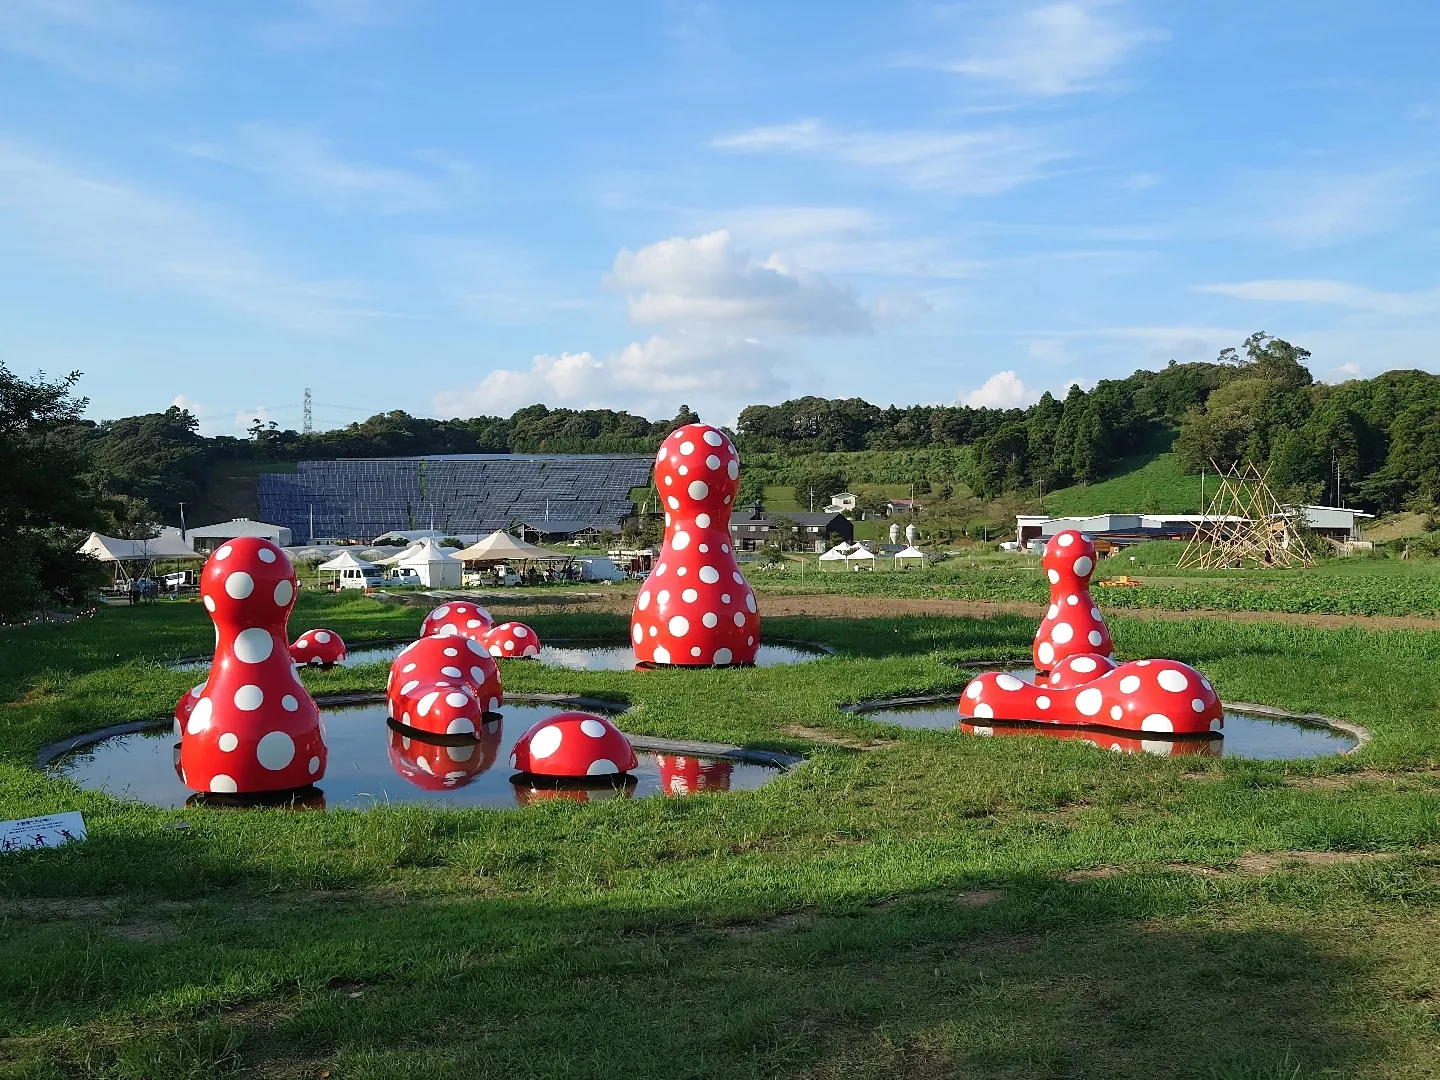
[1033,529,1113,672]
[632,423,760,666]
[179,537,326,794]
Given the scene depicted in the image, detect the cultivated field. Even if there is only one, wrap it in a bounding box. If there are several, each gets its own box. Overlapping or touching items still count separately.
[2,570,1439,1079]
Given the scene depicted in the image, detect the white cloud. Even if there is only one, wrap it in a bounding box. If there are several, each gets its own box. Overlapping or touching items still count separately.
[712,119,1062,195]
[1027,338,1075,365]
[1195,279,1440,315]
[938,1,1164,96]
[183,123,445,214]
[0,0,174,84]
[873,292,934,323]
[607,230,871,333]
[0,139,378,331]
[258,0,396,49]
[1255,170,1415,245]
[1328,362,1362,382]
[960,370,1029,408]
[433,334,788,423]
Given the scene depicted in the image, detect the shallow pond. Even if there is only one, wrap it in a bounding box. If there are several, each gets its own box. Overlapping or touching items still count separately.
[859,699,1356,759]
[51,701,781,810]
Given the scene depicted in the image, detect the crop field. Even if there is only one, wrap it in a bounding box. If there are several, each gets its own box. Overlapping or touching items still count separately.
[2,583,1440,1079]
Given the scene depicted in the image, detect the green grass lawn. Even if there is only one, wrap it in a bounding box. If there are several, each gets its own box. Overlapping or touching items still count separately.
[1043,451,1202,517]
[2,591,1439,1078]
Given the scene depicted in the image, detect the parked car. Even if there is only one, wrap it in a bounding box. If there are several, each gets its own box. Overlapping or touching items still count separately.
[385,567,422,585]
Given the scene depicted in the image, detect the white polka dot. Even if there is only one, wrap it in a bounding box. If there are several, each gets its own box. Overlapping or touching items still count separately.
[234,685,263,711]
[256,730,295,770]
[1091,607,1102,621]
[1191,698,1207,712]
[680,440,694,455]
[1048,604,1059,618]
[1036,696,1050,709]
[282,695,298,712]
[1051,622,1074,644]
[966,681,983,699]
[682,588,698,603]
[677,567,687,576]
[695,513,711,528]
[587,758,619,775]
[632,624,644,643]
[444,691,469,708]
[212,733,237,757]
[523,724,561,759]
[579,718,608,739]
[257,548,276,563]
[1088,630,1103,646]
[727,460,739,480]
[400,679,420,695]
[233,627,273,664]
[203,595,215,612]
[489,644,504,657]
[688,480,709,500]
[417,691,440,716]
[1075,687,1103,716]
[722,593,731,604]
[1047,569,1060,584]
[746,593,756,613]
[995,673,1024,691]
[1038,641,1055,665]
[1157,669,1189,693]
[657,590,670,606]
[466,639,486,656]
[1073,556,1093,577]
[1119,675,1141,693]
[308,756,321,774]
[1110,705,1123,720]
[699,565,720,584]
[702,611,718,628]
[654,645,671,664]
[703,430,723,446]
[974,702,994,718]
[313,631,330,643]
[187,697,213,734]
[667,496,680,510]
[733,611,746,627]
[210,774,237,793]
[691,646,702,657]
[513,625,529,638]
[225,572,254,599]
[503,640,515,652]
[1137,659,1151,666]
[733,571,744,584]
[444,648,459,657]
[713,648,733,665]
[669,615,690,637]
[649,625,658,637]
[699,544,709,553]
[445,717,475,736]
[1200,678,1212,692]
[440,666,462,679]
[1142,713,1174,732]
[1067,594,1079,606]
[215,544,233,560]
[433,605,451,619]
[706,454,720,470]
[636,591,651,611]
[1057,533,1074,547]
[273,579,294,606]
[673,531,690,550]
[1072,657,1098,673]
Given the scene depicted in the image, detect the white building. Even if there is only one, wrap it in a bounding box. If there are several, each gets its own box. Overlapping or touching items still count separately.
[185,518,292,553]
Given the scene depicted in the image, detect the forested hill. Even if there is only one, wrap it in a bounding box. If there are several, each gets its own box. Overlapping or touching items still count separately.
[41,332,1440,527]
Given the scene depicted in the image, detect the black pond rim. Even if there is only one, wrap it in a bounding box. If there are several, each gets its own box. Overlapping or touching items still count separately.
[158,636,838,671]
[840,691,1373,756]
[34,691,805,773]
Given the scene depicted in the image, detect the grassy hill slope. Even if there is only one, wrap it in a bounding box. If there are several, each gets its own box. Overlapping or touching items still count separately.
[1043,448,1200,518]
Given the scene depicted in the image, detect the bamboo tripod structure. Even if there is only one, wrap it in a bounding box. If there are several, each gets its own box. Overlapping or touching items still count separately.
[1177,461,1313,570]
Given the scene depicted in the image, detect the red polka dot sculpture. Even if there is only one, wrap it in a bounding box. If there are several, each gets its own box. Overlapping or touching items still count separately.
[632,423,759,666]
[509,711,638,777]
[387,636,503,737]
[421,602,494,641]
[172,683,204,736]
[480,621,541,659]
[289,628,346,666]
[655,753,734,795]
[958,721,1221,757]
[1034,530,1113,672]
[179,537,326,794]
[959,659,1223,736]
[1042,652,1119,689]
[387,718,502,790]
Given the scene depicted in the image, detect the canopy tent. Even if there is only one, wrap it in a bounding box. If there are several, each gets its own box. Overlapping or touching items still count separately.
[893,545,928,564]
[846,545,878,566]
[316,549,379,588]
[449,530,567,564]
[79,530,202,585]
[818,542,858,571]
[395,538,462,587]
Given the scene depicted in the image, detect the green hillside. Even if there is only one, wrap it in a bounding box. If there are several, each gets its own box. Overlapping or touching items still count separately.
[1042,451,1201,517]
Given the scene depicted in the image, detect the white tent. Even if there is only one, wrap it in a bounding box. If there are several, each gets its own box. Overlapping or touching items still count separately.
[846,544,878,568]
[78,529,203,585]
[818,542,855,571]
[894,545,928,565]
[396,537,462,587]
[317,549,380,588]
[450,530,567,563]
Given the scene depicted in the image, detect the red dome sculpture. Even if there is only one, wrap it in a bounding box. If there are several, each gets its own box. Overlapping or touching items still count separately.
[387,636,503,718]
[421,602,494,641]
[481,621,541,659]
[654,753,734,795]
[509,711,637,777]
[387,718,502,790]
[959,659,1223,736]
[392,683,485,738]
[289,627,346,666]
[1034,530,1113,672]
[178,537,326,794]
[958,721,1222,757]
[632,423,760,666]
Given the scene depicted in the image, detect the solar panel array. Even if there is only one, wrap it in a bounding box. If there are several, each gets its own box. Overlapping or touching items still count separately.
[258,454,654,542]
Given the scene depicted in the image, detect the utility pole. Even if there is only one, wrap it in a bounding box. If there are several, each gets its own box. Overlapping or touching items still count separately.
[302,387,313,434]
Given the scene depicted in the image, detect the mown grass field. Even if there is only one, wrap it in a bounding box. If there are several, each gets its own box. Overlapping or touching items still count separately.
[2,587,1439,1079]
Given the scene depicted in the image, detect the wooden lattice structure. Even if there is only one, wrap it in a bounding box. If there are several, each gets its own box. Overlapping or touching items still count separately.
[1177,461,1314,570]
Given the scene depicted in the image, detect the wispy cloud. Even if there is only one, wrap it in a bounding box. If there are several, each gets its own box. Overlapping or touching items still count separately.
[1195,279,1440,315]
[0,139,380,331]
[258,0,396,50]
[712,119,1063,194]
[1250,169,1419,245]
[0,0,176,85]
[183,123,448,214]
[921,1,1165,96]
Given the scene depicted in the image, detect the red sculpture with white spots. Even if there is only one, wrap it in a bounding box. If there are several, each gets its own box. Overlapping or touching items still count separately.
[959,659,1223,736]
[289,627,346,666]
[387,718,502,790]
[509,711,638,777]
[958,721,1221,757]
[421,602,493,641]
[480,621,541,659]
[655,754,734,795]
[631,423,759,666]
[1033,530,1113,672]
[387,635,503,736]
[178,537,326,794]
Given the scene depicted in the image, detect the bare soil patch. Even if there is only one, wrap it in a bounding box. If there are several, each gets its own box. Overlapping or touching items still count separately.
[781,724,897,750]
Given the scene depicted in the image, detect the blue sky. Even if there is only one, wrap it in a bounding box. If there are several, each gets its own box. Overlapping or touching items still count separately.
[2,1,1439,433]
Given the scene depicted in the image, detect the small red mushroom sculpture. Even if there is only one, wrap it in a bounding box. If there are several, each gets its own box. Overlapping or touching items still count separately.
[632,423,760,666]
[959,659,1223,736]
[509,711,637,777]
[387,718,502,790]
[387,635,503,735]
[289,627,346,666]
[178,537,326,794]
[421,602,494,641]
[1034,530,1113,672]
[480,621,541,659]
[654,753,734,795]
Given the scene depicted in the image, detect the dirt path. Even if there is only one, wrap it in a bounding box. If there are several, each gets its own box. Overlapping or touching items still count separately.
[487,589,1440,632]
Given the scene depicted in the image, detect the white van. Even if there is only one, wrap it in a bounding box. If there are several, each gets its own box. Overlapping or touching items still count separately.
[339,565,384,590]
[576,556,626,582]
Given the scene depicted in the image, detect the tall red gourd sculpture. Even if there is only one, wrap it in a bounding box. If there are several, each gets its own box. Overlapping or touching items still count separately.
[632,423,759,666]
[1034,529,1113,672]
[179,537,326,794]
